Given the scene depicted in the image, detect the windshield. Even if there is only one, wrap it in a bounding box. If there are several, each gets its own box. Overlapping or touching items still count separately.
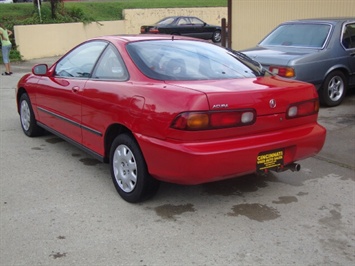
[126,40,269,81]
[260,23,331,48]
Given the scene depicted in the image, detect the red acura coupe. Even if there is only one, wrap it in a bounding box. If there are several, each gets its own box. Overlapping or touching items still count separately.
[16,35,326,203]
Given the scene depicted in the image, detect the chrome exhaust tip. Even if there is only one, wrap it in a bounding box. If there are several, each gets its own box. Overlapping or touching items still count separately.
[291,163,301,172]
[275,163,301,172]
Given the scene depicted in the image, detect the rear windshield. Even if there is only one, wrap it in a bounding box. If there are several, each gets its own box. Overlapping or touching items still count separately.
[126,40,268,81]
[260,23,331,48]
[157,17,175,25]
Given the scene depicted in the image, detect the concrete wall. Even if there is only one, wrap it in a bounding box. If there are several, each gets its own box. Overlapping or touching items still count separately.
[14,7,227,60]
[14,21,125,60]
[231,0,355,50]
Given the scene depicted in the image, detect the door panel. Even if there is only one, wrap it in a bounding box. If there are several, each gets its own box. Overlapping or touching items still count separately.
[35,40,108,144]
[35,77,84,144]
[81,44,131,156]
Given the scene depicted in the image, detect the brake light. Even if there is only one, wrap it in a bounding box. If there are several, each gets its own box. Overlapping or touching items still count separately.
[269,66,295,78]
[287,99,319,119]
[171,110,256,130]
[148,28,159,34]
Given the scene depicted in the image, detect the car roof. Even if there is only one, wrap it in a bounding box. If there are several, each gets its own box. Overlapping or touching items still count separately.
[162,16,198,19]
[283,17,355,24]
[90,34,202,43]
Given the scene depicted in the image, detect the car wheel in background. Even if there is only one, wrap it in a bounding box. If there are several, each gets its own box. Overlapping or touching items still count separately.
[110,134,160,203]
[319,70,347,107]
[19,93,44,137]
[212,30,221,43]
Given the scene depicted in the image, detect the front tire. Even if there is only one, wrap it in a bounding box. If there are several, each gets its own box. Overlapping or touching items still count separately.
[110,134,159,203]
[212,30,221,43]
[19,93,44,137]
[319,71,347,107]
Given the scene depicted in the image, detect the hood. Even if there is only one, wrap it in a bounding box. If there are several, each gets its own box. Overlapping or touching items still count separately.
[165,76,317,116]
[242,46,318,66]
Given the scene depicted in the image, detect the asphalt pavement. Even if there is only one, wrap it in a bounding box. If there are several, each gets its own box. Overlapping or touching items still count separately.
[0,58,354,265]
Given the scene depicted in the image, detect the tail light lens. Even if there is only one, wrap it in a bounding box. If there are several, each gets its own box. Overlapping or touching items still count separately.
[148,28,159,34]
[269,66,295,78]
[287,99,319,119]
[171,110,256,130]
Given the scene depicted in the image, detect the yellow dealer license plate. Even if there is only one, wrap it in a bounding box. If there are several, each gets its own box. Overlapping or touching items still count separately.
[256,149,284,171]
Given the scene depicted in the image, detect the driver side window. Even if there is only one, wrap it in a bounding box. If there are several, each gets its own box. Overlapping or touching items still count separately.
[55,41,107,78]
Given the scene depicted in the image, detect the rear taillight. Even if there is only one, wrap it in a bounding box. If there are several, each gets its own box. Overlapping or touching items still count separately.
[287,99,319,119]
[171,110,256,130]
[269,66,295,78]
[148,28,159,34]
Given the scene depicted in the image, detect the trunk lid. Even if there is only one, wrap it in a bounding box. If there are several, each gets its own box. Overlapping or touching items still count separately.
[242,46,318,67]
[165,76,318,116]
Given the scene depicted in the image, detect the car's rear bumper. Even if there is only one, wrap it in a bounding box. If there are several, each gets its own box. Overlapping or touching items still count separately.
[136,123,326,185]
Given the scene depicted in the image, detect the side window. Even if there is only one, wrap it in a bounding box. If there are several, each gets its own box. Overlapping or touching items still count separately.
[342,23,355,49]
[177,18,189,25]
[55,41,107,78]
[189,17,205,26]
[93,44,129,80]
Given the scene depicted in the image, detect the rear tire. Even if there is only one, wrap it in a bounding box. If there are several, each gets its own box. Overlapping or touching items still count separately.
[19,93,44,137]
[110,134,159,203]
[319,70,347,107]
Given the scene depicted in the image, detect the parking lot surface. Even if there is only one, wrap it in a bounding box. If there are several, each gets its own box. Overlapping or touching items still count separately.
[1,58,354,265]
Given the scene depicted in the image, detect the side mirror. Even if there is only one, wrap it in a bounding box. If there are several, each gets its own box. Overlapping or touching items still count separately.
[32,64,48,76]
